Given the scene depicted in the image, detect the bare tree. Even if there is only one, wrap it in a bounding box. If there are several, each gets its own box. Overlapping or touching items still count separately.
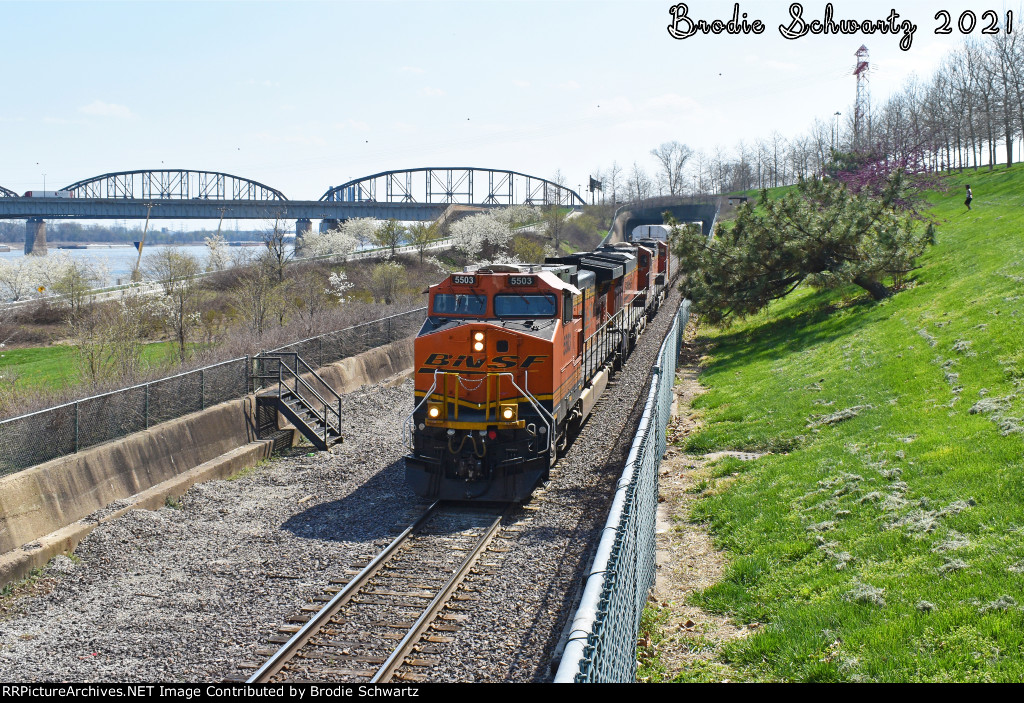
[228,257,284,338]
[291,268,334,336]
[262,219,292,283]
[45,255,106,322]
[72,286,156,384]
[650,141,693,196]
[626,162,652,204]
[542,205,569,252]
[144,247,202,363]
[607,161,623,204]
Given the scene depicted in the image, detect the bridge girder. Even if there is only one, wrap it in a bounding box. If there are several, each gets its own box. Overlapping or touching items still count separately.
[0,185,17,198]
[60,169,287,201]
[320,167,585,208]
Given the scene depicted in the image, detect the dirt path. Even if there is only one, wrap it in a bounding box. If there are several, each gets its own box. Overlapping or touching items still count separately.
[647,332,762,682]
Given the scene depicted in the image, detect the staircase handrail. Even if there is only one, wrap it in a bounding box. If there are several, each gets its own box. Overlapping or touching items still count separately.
[255,351,342,444]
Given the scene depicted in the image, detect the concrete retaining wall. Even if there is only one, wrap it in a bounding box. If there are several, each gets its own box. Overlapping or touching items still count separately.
[0,336,415,586]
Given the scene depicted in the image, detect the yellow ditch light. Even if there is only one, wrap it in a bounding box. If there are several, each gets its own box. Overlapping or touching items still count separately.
[499,403,517,422]
[427,403,442,419]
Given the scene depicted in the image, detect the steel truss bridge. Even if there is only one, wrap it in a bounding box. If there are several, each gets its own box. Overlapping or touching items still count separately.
[321,167,582,207]
[0,167,583,221]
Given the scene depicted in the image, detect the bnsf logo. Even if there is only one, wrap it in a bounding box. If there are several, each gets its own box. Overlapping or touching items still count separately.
[419,354,547,370]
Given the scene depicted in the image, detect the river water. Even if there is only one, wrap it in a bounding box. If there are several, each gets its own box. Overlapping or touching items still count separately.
[0,243,293,285]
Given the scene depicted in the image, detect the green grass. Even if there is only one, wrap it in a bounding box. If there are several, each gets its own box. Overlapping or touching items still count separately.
[637,604,671,682]
[0,342,195,390]
[677,167,1024,682]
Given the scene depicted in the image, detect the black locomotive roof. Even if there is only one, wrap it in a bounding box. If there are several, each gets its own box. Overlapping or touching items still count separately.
[592,248,638,273]
[547,255,623,284]
[579,258,623,283]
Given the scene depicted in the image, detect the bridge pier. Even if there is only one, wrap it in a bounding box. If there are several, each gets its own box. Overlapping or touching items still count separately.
[319,218,341,233]
[294,218,312,257]
[25,218,47,256]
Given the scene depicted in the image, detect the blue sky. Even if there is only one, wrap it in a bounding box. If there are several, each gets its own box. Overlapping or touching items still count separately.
[0,1,993,201]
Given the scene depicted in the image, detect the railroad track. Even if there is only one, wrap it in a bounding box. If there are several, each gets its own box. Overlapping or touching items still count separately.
[242,501,507,683]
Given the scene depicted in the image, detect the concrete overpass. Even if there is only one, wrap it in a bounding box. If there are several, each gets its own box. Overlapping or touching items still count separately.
[602,197,720,245]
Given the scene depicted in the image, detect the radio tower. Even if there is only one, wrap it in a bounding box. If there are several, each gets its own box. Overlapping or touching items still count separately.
[853,45,870,151]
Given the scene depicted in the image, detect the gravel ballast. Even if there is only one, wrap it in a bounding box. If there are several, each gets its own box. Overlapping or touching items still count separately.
[0,288,683,682]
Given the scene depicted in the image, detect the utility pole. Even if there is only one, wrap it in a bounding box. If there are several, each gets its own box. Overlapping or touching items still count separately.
[131,203,154,282]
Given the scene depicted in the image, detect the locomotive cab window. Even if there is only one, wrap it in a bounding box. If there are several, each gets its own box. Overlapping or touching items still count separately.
[494,294,557,318]
[432,293,487,316]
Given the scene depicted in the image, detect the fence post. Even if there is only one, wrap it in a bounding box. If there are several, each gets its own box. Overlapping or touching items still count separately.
[74,401,79,453]
[145,384,150,429]
[201,368,206,410]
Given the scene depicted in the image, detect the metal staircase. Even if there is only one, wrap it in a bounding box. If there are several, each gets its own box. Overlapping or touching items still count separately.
[252,352,343,450]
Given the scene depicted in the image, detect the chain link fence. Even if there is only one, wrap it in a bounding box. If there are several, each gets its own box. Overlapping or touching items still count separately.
[0,307,426,477]
[266,308,424,372]
[555,299,691,683]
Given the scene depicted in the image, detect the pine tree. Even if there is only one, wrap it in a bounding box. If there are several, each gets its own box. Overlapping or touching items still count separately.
[672,171,934,325]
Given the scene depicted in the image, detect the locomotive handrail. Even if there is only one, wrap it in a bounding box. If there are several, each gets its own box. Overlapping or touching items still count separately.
[403,372,441,450]
[403,369,554,454]
[499,370,553,452]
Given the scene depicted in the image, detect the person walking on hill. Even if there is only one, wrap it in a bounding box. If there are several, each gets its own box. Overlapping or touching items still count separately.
[965,184,973,210]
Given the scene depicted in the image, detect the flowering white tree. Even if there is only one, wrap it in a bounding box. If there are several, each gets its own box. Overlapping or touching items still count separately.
[343,218,379,250]
[306,226,359,258]
[449,208,526,260]
[0,257,46,301]
[327,270,354,301]
[492,204,541,229]
[204,233,230,272]
[423,255,452,278]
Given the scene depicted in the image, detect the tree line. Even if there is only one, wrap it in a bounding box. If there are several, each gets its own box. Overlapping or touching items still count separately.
[592,33,1023,203]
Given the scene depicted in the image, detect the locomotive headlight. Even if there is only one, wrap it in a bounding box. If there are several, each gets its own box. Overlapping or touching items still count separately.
[500,404,517,422]
[427,404,442,419]
[473,331,485,341]
[473,341,485,352]
[472,331,485,352]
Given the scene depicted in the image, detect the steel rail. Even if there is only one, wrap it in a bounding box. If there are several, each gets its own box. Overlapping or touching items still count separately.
[371,508,506,683]
[246,500,441,683]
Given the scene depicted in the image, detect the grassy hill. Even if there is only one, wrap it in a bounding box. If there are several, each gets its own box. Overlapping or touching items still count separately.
[667,167,1024,682]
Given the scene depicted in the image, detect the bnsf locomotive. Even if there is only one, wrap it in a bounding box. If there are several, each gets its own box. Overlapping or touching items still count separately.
[404,238,671,501]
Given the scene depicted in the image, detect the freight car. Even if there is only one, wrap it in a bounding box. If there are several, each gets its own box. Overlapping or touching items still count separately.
[404,246,671,501]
